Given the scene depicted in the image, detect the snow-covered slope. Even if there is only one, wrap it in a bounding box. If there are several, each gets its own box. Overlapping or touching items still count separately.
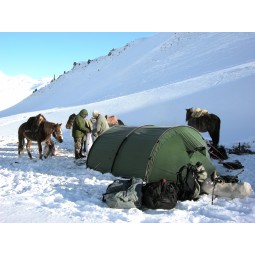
[2,33,255,113]
[0,71,51,111]
[1,32,255,144]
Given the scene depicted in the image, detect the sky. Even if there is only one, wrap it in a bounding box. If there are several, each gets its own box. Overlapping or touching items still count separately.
[0,33,255,254]
[1,1,254,33]
[0,32,156,79]
[1,0,253,82]
[0,1,253,80]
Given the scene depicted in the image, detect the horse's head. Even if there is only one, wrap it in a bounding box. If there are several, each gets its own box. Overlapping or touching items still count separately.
[185,108,194,121]
[66,114,76,129]
[53,123,63,143]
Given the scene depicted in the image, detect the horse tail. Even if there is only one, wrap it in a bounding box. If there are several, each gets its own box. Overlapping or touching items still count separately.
[18,126,25,155]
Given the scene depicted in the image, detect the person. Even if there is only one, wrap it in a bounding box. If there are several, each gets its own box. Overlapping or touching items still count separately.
[72,109,91,159]
[92,110,109,138]
[43,139,57,158]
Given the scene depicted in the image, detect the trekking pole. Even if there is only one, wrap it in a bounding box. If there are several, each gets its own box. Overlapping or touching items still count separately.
[211,176,224,205]
[211,183,215,205]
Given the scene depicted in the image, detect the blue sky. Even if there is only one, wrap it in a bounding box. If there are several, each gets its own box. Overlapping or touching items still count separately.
[0,32,156,79]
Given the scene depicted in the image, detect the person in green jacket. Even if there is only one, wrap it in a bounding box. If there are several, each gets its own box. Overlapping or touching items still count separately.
[72,109,91,159]
[92,110,109,137]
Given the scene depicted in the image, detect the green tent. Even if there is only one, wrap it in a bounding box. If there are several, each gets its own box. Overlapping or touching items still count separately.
[87,125,216,183]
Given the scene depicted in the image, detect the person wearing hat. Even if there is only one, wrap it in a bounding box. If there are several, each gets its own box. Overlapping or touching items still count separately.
[72,109,91,159]
[92,110,109,138]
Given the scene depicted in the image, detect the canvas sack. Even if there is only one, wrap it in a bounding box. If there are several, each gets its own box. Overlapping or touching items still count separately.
[201,178,253,199]
[102,177,143,209]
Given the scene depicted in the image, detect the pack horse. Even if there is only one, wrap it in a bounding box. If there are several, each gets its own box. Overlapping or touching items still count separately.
[186,108,221,147]
[18,114,63,159]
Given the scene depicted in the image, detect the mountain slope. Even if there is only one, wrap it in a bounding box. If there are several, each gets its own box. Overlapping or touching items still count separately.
[0,71,51,111]
[1,32,255,114]
[0,32,255,144]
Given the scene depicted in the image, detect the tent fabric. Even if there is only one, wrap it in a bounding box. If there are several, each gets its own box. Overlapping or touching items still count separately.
[87,125,216,183]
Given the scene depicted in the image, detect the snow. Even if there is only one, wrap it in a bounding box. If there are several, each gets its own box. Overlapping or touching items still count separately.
[0,32,255,251]
[0,71,51,111]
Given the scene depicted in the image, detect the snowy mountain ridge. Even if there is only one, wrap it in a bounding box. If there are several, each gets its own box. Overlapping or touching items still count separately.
[0,70,51,111]
[2,32,255,116]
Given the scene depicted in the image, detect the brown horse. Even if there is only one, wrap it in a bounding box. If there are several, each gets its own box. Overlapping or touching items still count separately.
[65,113,124,129]
[186,108,221,147]
[18,115,63,159]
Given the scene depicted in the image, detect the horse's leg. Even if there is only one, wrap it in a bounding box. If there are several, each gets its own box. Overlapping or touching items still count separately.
[212,119,221,147]
[26,140,33,159]
[18,133,25,155]
[207,129,214,145]
[38,141,43,159]
[205,115,220,147]
[18,146,23,156]
[208,128,218,147]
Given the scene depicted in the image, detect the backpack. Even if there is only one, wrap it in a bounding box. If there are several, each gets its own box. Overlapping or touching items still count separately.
[102,177,143,209]
[142,179,178,210]
[176,162,208,201]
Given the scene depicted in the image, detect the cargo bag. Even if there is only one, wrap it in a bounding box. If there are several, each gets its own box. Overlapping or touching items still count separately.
[102,177,143,209]
[142,179,178,210]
